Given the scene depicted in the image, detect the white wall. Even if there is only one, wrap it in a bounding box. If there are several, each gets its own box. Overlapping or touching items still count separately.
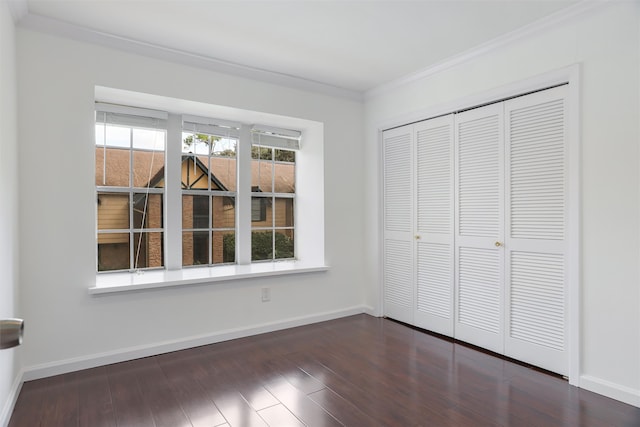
[16,28,366,371]
[364,2,640,405]
[0,2,21,425]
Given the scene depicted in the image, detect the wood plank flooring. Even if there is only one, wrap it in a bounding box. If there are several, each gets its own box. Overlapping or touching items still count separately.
[9,314,640,426]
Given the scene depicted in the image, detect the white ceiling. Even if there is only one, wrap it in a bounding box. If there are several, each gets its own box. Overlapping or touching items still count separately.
[20,0,580,94]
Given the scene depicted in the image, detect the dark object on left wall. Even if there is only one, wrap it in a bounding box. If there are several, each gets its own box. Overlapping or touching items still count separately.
[0,318,24,349]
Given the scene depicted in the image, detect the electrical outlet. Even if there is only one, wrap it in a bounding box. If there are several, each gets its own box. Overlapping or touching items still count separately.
[261,287,271,302]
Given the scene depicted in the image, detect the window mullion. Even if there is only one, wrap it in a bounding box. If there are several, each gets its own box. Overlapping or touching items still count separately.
[236,125,252,265]
[271,150,276,260]
[165,113,183,270]
[209,196,213,266]
[129,129,134,270]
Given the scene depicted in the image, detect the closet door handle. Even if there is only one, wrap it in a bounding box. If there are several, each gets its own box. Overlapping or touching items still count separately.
[494,241,503,247]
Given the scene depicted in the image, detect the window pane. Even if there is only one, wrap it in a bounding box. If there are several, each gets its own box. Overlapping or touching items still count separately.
[252,230,273,261]
[211,138,237,158]
[97,193,129,230]
[182,195,209,229]
[133,193,163,230]
[181,155,209,190]
[97,233,130,271]
[133,232,164,268]
[95,123,106,146]
[182,231,209,266]
[182,132,213,155]
[133,128,165,151]
[212,231,235,264]
[251,145,272,160]
[251,160,273,192]
[104,124,130,148]
[95,147,129,187]
[274,198,294,227]
[212,196,235,228]
[210,156,236,191]
[251,196,272,226]
[274,149,295,163]
[274,162,295,193]
[275,230,294,259]
[133,150,165,188]
[182,132,194,153]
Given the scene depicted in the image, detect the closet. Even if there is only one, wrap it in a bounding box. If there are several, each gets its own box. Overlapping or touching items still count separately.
[383,85,569,375]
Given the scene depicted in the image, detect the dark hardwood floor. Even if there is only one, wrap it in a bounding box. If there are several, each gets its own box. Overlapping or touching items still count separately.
[9,314,640,426]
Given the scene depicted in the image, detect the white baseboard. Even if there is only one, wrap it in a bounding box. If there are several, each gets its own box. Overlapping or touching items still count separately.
[580,375,640,408]
[1,371,23,427]
[362,305,379,317]
[21,306,367,382]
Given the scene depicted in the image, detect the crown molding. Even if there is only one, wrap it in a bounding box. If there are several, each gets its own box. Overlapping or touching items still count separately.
[6,0,28,23]
[17,12,364,102]
[13,0,612,104]
[365,0,611,101]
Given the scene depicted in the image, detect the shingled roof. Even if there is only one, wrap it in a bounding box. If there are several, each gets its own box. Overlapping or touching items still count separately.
[95,148,294,193]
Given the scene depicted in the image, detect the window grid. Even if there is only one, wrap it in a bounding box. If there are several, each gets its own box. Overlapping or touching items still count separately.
[96,108,300,273]
[96,119,166,272]
[251,145,296,262]
[181,132,238,267]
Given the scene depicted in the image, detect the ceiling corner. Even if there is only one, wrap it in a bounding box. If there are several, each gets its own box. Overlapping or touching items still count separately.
[7,0,28,24]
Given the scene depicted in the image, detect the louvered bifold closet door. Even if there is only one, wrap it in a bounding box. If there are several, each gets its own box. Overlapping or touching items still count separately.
[383,125,414,324]
[504,85,568,375]
[454,103,505,354]
[414,115,455,336]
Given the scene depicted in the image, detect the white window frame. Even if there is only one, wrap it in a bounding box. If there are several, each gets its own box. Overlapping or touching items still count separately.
[250,144,296,262]
[180,122,239,267]
[91,91,327,294]
[95,106,167,273]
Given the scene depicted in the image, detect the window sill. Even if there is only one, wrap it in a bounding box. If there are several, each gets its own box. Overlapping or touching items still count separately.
[90,261,329,295]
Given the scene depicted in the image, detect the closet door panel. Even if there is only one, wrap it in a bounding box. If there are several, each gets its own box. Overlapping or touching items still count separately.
[458,246,501,333]
[383,125,414,324]
[384,240,414,322]
[505,85,568,375]
[454,104,505,354]
[414,115,454,335]
[416,116,453,236]
[384,128,413,235]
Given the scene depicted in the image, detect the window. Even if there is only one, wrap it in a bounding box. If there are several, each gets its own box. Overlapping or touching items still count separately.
[251,145,296,261]
[95,104,302,274]
[181,123,238,266]
[95,107,166,272]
